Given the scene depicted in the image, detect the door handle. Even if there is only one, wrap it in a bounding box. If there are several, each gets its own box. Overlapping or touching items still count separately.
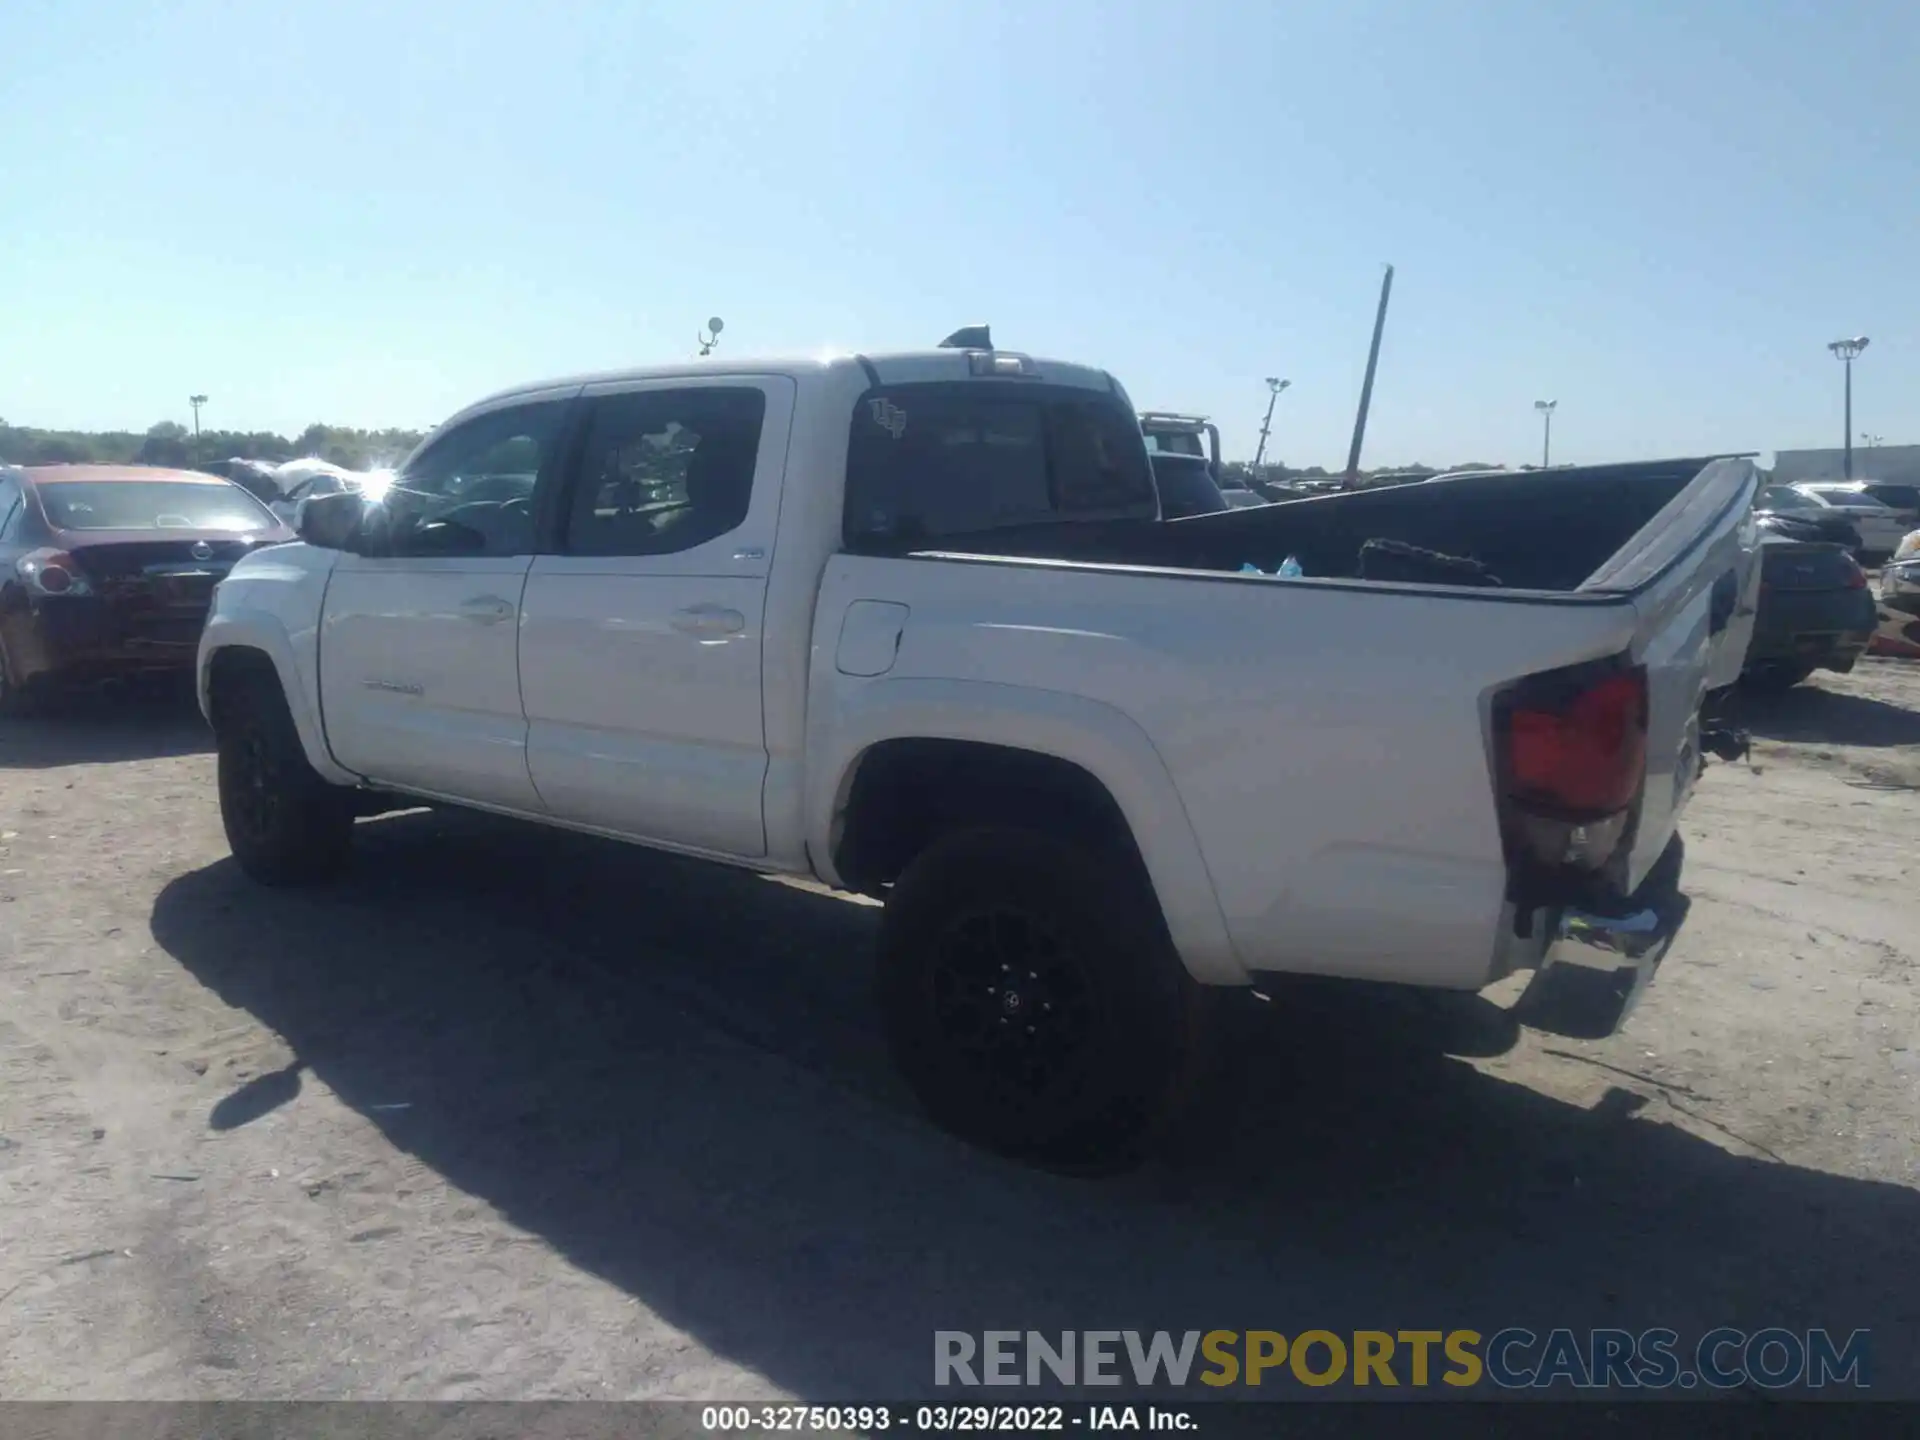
[459,595,515,625]
[670,604,746,637]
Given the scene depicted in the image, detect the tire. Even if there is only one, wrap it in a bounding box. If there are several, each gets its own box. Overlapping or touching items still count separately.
[0,637,26,717]
[214,669,355,885]
[877,826,1213,1172]
[1741,661,1816,692]
[0,633,45,718]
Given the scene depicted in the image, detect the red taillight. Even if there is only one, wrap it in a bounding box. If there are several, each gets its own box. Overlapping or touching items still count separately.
[1505,669,1648,817]
[1843,557,1867,590]
[16,548,93,597]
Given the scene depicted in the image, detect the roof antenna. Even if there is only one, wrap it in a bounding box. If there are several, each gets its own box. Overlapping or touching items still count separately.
[939,324,992,350]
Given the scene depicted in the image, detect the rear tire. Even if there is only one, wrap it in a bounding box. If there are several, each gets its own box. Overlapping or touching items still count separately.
[1741,661,1816,692]
[0,635,39,717]
[877,826,1213,1172]
[214,669,355,885]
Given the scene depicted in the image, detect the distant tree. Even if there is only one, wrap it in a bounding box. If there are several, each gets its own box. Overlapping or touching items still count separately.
[2,419,426,472]
[137,421,193,467]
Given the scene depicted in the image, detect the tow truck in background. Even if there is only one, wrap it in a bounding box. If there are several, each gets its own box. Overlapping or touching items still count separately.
[1138,412,1270,508]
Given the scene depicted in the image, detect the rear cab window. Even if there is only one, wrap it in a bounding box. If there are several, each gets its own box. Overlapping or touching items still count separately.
[843,381,1156,550]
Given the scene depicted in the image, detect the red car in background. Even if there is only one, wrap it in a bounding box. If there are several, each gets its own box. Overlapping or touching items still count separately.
[0,464,296,712]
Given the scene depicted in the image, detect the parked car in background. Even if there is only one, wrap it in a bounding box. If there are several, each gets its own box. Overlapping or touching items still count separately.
[1754,485,1865,553]
[268,467,368,526]
[1849,481,1920,531]
[1786,482,1909,561]
[1216,472,1268,509]
[0,464,295,711]
[1880,529,1920,618]
[1740,532,1877,690]
[196,457,286,504]
[1148,452,1230,519]
[1250,478,1313,502]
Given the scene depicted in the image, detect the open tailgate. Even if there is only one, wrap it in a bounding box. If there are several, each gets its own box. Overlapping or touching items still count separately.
[1581,457,1761,892]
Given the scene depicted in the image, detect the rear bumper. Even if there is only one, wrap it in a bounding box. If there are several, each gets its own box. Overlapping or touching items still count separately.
[1743,590,1879,671]
[1882,564,1920,614]
[1513,835,1690,1040]
[1,596,206,687]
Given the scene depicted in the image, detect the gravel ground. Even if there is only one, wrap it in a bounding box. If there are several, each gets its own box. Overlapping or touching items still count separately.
[0,662,1916,1402]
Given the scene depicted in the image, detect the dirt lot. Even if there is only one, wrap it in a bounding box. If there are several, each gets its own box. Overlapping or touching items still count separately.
[1,663,1916,1402]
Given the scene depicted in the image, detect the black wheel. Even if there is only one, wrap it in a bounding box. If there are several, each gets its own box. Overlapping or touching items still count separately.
[214,670,355,885]
[877,826,1213,1171]
[0,632,36,717]
[1741,661,1816,692]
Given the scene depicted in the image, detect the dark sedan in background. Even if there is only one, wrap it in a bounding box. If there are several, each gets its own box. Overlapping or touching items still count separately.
[1740,532,1879,690]
[0,464,295,712]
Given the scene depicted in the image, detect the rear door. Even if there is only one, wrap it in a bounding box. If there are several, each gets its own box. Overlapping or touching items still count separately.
[517,375,793,856]
[1582,457,1761,890]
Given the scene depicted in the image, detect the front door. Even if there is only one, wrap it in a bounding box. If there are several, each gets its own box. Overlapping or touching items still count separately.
[318,390,577,812]
[518,375,793,856]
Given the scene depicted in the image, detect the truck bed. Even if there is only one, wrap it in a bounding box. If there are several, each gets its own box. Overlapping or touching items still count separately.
[938,456,1749,594]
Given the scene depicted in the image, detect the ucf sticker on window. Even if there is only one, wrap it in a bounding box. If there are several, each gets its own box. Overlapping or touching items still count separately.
[868,398,908,439]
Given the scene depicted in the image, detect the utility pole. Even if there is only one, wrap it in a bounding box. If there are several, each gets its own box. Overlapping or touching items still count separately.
[1252,377,1291,469]
[1343,264,1394,486]
[1826,337,1868,478]
[189,394,208,439]
[1534,399,1557,468]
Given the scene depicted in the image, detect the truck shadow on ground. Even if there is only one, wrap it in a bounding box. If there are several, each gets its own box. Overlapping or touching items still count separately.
[0,684,211,768]
[1733,678,1920,748]
[150,808,1919,1404]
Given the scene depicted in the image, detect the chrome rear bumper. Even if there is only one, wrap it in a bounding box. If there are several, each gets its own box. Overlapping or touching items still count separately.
[1513,843,1691,1040]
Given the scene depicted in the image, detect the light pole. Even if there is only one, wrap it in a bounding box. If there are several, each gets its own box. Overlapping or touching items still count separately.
[1252,377,1291,469]
[189,394,208,440]
[1827,337,1868,478]
[1533,399,1557,468]
[697,316,725,357]
[1862,431,1884,452]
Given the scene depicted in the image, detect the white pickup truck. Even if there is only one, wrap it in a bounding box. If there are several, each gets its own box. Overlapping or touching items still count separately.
[197,336,1761,1168]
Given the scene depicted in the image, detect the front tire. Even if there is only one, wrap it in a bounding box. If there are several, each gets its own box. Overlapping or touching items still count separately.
[0,634,39,717]
[877,826,1212,1171]
[214,670,355,885]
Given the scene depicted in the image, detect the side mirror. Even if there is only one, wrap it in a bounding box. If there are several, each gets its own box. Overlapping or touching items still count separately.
[294,490,365,551]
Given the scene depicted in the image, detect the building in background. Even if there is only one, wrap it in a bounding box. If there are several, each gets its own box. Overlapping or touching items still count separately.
[1772,444,1920,485]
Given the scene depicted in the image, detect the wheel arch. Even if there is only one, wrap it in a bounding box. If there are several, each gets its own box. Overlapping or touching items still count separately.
[200,613,358,785]
[810,678,1244,985]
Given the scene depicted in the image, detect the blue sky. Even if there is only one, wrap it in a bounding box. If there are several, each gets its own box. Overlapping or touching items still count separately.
[2,0,1915,468]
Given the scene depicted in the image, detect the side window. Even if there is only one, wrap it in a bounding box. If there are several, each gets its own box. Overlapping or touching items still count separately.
[843,385,1155,546]
[0,478,20,540]
[377,400,568,558]
[562,387,766,557]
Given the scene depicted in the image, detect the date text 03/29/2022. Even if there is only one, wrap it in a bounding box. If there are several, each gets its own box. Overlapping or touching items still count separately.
[701,1406,1191,1432]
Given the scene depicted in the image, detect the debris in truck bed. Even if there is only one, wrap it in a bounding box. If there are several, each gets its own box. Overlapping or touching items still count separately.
[1357,537,1503,588]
